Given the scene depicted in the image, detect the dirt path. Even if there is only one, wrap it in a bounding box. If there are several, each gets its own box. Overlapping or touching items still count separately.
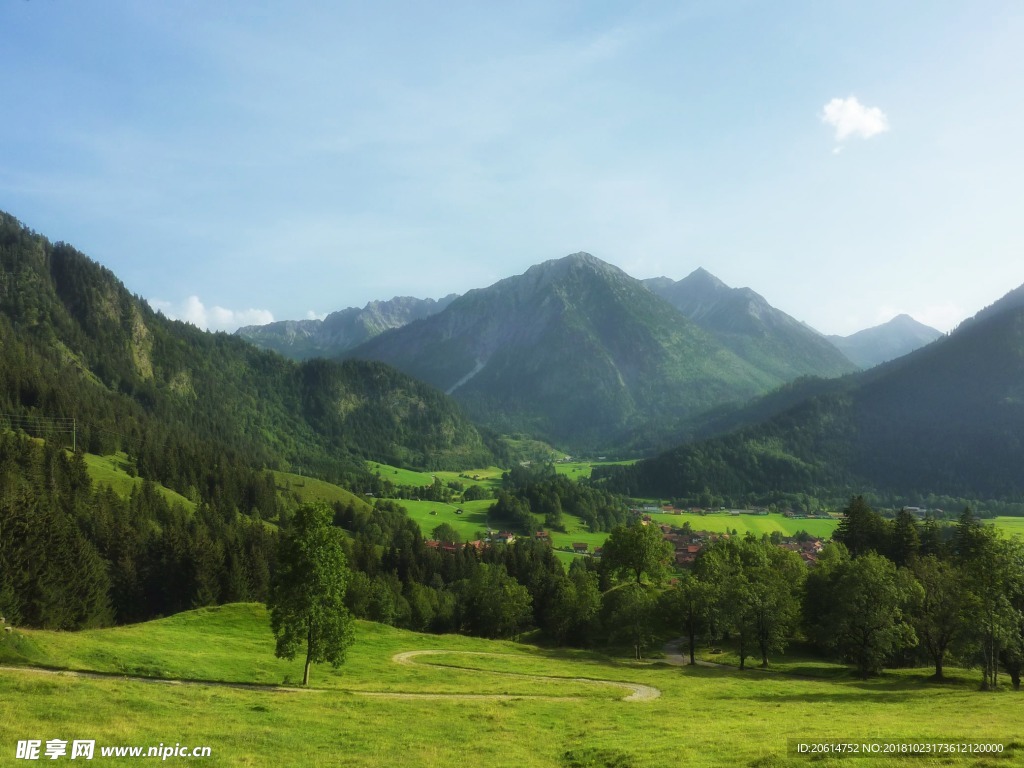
[0,651,660,703]
[390,650,660,702]
[660,640,732,670]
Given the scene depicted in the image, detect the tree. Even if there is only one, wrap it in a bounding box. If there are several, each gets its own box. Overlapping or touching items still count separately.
[889,508,921,567]
[430,523,461,544]
[958,526,1023,690]
[602,583,657,660]
[807,552,919,678]
[696,538,803,669]
[269,502,355,686]
[834,496,888,558]
[910,555,970,680]
[544,565,602,646]
[456,563,532,639]
[659,571,714,665]
[601,520,673,587]
[745,545,805,669]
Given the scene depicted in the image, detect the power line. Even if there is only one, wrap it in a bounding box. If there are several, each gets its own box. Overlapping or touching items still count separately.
[0,413,77,451]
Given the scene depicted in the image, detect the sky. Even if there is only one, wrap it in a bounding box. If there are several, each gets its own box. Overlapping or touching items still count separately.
[2,1,1022,335]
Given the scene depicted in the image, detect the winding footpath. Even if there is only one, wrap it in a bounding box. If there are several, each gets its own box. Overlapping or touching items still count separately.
[379,650,659,702]
[0,650,660,703]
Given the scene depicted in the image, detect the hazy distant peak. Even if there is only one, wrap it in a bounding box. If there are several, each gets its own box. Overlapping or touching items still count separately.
[642,276,676,292]
[828,314,942,368]
[524,252,626,284]
[681,267,729,291]
[238,293,457,359]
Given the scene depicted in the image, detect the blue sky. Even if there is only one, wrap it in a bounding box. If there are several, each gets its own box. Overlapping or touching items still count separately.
[2,1,1022,334]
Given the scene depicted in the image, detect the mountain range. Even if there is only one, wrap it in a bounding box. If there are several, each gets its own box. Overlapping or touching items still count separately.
[596,281,1024,503]
[341,254,853,452]
[642,267,856,380]
[239,255,940,452]
[4,208,1023,507]
[237,294,458,359]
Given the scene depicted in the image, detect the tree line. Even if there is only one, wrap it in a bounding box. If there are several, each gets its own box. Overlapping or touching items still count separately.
[0,432,276,629]
[6,414,1024,692]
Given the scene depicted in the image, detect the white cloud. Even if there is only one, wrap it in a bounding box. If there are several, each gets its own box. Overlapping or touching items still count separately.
[821,96,890,141]
[148,296,274,332]
[306,310,327,321]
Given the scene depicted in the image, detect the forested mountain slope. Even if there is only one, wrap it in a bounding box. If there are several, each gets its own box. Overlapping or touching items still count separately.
[0,211,493,484]
[346,253,782,452]
[644,268,857,380]
[596,283,1024,503]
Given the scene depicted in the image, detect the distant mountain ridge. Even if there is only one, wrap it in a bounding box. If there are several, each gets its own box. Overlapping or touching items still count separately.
[236,294,458,360]
[827,314,942,369]
[344,253,853,452]
[643,268,857,380]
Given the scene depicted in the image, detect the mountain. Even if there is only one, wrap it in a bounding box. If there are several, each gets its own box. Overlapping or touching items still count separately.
[827,314,943,368]
[344,253,801,452]
[596,282,1024,503]
[237,294,458,360]
[644,268,857,381]
[0,211,493,481]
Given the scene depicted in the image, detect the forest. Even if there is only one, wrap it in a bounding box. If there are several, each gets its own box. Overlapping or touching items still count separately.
[5,421,1023,691]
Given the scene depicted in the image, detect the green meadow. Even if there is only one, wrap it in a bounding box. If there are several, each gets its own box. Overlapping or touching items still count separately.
[2,604,1022,767]
[433,466,506,492]
[554,460,637,480]
[646,511,839,539]
[396,498,494,540]
[83,452,196,512]
[273,470,370,513]
[366,461,437,487]
[991,517,1024,539]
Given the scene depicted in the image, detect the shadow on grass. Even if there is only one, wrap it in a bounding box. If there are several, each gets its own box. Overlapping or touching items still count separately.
[749,690,918,704]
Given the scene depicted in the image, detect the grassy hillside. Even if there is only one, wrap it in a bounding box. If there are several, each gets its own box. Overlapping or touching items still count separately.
[2,604,1021,767]
[272,470,371,514]
[83,452,196,512]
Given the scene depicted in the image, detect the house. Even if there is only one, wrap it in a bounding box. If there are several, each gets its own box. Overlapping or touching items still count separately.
[572,542,589,554]
[494,531,516,545]
[593,546,603,559]
[534,531,550,541]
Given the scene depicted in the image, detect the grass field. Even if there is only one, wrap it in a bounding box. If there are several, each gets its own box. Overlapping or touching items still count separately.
[366,461,437,487]
[991,517,1024,538]
[554,460,637,480]
[394,498,495,540]
[2,604,1022,767]
[646,511,840,539]
[272,470,371,513]
[83,452,196,512]
[433,466,506,493]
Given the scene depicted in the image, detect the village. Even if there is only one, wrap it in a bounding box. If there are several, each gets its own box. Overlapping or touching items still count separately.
[423,505,827,567]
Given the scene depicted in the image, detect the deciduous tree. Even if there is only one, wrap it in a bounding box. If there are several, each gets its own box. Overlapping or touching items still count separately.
[601,520,673,587]
[269,502,355,686]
